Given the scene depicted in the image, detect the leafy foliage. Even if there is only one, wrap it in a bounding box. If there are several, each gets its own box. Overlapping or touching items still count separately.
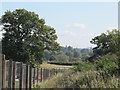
[95,53,119,74]
[90,29,120,57]
[1,9,61,64]
[44,46,93,62]
[74,62,96,72]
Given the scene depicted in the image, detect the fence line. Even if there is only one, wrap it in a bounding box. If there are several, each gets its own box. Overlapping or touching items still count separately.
[2,55,69,89]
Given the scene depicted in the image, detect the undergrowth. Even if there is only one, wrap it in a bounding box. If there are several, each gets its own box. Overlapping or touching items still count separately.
[54,70,119,88]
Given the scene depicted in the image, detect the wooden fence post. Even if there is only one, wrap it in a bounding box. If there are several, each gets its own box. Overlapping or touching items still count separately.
[47,69,49,78]
[52,69,53,76]
[2,55,6,88]
[43,68,45,80]
[29,65,32,89]
[64,67,65,72]
[56,68,57,74]
[44,68,46,80]
[54,68,56,75]
[48,69,50,78]
[49,69,51,77]
[33,68,35,85]
[41,68,42,82]
[46,69,47,79]
[37,68,38,83]
[59,68,60,73]
[26,64,29,89]
[0,54,2,89]
[42,68,44,81]
[45,69,47,80]
[52,69,53,75]
[13,61,16,89]
[8,59,12,88]
[20,62,23,89]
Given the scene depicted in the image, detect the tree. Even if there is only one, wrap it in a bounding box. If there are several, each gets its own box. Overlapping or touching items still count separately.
[90,29,120,60]
[55,54,69,62]
[49,55,57,61]
[44,50,51,60]
[1,9,61,64]
[73,50,81,58]
[65,51,74,61]
[68,46,73,51]
[80,48,89,55]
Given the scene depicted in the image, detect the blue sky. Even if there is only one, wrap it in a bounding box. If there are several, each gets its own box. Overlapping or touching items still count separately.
[0,1,118,48]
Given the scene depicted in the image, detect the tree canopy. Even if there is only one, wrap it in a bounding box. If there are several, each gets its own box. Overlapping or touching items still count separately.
[90,29,120,60]
[1,9,61,64]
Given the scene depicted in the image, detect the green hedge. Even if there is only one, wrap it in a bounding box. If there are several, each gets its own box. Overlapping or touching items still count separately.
[47,61,81,66]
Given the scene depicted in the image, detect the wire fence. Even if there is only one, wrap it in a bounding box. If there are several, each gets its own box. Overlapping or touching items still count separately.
[2,55,69,89]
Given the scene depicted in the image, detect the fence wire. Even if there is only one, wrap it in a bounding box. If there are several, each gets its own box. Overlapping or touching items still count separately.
[2,59,70,88]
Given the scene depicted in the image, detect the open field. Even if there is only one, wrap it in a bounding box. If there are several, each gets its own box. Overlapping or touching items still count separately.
[40,62,73,69]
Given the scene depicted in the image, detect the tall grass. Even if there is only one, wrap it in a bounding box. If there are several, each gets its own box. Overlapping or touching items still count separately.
[54,70,119,88]
[32,73,63,88]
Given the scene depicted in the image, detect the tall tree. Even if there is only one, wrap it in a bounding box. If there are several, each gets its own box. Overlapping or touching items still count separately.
[1,9,61,64]
[90,29,120,58]
[66,51,74,61]
[44,50,51,60]
[73,50,80,58]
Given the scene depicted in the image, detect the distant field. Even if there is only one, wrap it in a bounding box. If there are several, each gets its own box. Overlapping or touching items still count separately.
[40,63,73,69]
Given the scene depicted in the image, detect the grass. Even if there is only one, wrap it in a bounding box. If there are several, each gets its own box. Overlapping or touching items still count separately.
[54,70,119,88]
[39,73,63,88]
[5,80,19,88]
[40,62,73,69]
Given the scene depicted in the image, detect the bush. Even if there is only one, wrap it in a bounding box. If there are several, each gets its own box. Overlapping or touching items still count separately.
[73,62,96,72]
[54,70,119,88]
[47,61,82,66]
[95,53,119,74]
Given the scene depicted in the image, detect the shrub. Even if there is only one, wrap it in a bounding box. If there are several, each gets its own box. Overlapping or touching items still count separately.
[54,70,119,88]
[73,62,96,72]
[95,53,119,74]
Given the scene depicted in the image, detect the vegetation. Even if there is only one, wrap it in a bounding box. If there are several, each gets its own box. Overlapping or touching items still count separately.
[48,61,82,65]
[89,29,120,62]
[52,29,120,88]
[40,62,73,69]
[1,9,61,64]
[44,46,93,63]
[54,70,119,88]
[1,9,120,88]
[39,73,63,88]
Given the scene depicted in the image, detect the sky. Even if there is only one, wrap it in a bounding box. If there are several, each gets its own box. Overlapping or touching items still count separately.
[0,0,118,48]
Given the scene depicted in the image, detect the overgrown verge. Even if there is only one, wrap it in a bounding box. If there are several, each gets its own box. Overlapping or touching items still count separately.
[32,73,63,88]
[54,70,119,88]
[53,53,120,88]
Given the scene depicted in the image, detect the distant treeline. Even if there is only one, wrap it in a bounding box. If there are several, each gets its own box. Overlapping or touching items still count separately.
[44,46,93,62]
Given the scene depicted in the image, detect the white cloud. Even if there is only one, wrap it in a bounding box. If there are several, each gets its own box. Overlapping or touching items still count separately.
[59,30,78,37]
[58,31,96,48]
[73,23,86,29]
[107,26,117,30]
[65,23,87,29]
[65,25,71,28]
[59,30,95,40]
